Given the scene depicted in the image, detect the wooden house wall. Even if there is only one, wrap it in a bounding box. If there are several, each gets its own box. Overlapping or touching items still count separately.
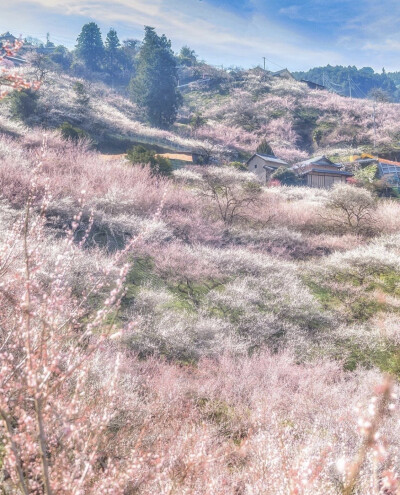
[307,173,346,188]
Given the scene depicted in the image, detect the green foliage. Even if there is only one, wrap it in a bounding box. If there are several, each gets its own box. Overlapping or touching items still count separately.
[73,82,90,107]
[75,22,105,71]
[354,164,379,185]
[256,139,274,155]
[49,45,72,70]
[178,45,198,67]
[59,122,88,142]
[313,121,336,145]
[104,28,122,77]
[293,65,399,101]
[129,26,182,128]
[229,161,248,171]
[271,166,299,186]
[8,89,38,121]
[126,145,172,175]
[342,340,400,377]
[121,256,158,309]
[189,112,207,130]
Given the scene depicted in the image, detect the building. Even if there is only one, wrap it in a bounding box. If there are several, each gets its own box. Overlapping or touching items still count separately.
[272,69,295,80]
[301,79,326,91]
[0,32,17,47]
[351,154,400,189]
[246,154,289,183]
[292,156,353,188]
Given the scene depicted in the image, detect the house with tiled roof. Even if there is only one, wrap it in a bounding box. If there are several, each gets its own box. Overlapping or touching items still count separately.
[246,154,289,183]
[292,156,353,188]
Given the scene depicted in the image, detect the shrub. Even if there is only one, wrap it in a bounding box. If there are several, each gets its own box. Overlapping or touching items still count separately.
[228,161,247,171]
[190,112,207,130]
[59,122,88,142]
[8,89,39,121]
[127,145,172,176]
[271,166,299,186]
[73,81,90,107]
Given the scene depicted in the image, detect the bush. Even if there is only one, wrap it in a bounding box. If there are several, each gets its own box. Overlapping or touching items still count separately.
[323,184,377,234]
[73,81,91,108]
[59,122,88,142]
[271,166,299,186]
[190,112,207,130]
[126,145,172,176]
[229,161,247,171]
[8,89,39,121]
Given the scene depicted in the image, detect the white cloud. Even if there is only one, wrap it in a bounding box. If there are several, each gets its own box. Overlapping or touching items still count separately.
[5,0,393,69]
[5,0,346,68]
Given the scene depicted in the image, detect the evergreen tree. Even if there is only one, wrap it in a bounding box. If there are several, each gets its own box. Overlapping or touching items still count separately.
[75,22,104,71]
[129,26,182,129]
[256,140,274,156]
[178,46,197,67]
[105,28,121,77]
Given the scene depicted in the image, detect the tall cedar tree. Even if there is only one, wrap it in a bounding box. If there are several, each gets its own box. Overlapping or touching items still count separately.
[105,28,121,76]
[130,27,182,129]
[76,22,105,71]
[256,139,275,156]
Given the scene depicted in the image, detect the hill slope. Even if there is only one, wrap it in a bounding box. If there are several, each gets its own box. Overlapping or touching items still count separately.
[3,66,400,164]
[180,68,400,162]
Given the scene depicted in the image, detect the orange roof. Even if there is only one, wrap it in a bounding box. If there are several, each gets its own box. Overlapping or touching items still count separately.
[377,158,400,167]
[350,154,400,167]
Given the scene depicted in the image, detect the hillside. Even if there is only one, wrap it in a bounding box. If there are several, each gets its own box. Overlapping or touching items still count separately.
[180,68,400,162]
[293,65,400,101]
[1,126,400,491]
[0,69,214,156]
[3,47,400,494]
[3,66,400,166]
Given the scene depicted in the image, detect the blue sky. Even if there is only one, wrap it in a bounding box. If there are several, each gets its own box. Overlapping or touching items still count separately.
[1,0,399,71]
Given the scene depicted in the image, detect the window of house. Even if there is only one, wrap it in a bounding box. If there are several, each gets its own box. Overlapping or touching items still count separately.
[254,164,257,169]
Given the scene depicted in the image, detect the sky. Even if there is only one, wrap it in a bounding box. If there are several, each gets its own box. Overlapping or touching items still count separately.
[1,0,400,72]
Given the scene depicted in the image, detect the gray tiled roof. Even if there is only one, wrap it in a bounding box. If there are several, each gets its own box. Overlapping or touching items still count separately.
[298,168,353,176]
[293,155,341,169]
[253,154,288,165]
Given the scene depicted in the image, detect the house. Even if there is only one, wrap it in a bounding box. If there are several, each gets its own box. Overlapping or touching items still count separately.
[301,79,326,91]
[292,156,353,188]
[0,32,17,48]
[272,69,295,80]
[351,154,400,189]
[246,154,289,183]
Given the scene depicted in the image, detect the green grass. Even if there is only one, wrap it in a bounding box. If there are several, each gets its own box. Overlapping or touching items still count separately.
[196,397,249,445]
[340,339,400,376]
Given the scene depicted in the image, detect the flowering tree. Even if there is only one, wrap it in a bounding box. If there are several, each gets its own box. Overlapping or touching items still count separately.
[0,39,40,99]
[199,167,262,225]
[0,142,151,493]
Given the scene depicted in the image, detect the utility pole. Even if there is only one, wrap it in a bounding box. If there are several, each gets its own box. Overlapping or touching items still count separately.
[348,74,352,98]
[373,98,377,151]
[322,72,325,87]
[262,57,266,70]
